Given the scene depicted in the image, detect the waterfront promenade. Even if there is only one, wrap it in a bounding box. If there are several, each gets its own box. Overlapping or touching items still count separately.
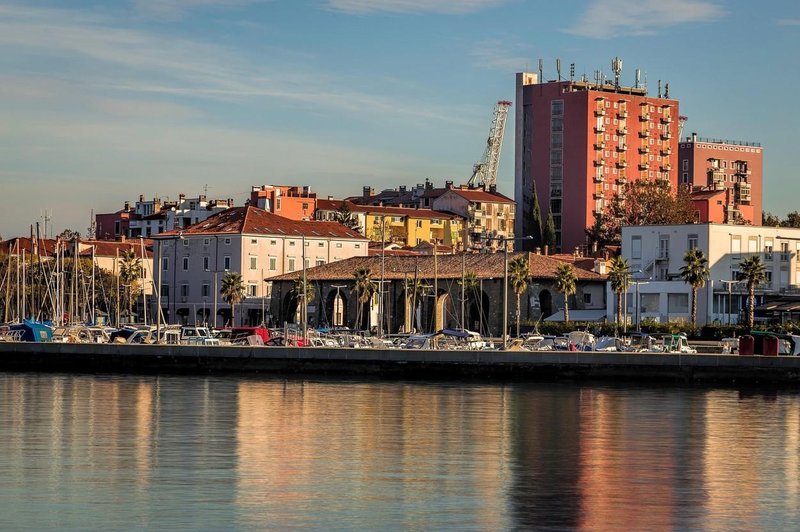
[2,342,800,383]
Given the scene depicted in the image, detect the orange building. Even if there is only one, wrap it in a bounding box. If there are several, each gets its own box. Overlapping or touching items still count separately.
[679,133,763,225]
[249,185,317,221]
[515,67,680,253]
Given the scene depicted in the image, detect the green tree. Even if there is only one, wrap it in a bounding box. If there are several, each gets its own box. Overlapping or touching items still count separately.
[352,266,376,330]
[508,256,529,337]
[220,271,246,327]
[781,211,800,228]
[118,249,142,323]
[554,263,577,323]
[737,256,767,328]
[291,276,316,325]
[679,248,710,326]
[529,182,544,249]
[543,211,557,250]
[333,201,361,232]
[608,256,631,325]
[763,211,780,227]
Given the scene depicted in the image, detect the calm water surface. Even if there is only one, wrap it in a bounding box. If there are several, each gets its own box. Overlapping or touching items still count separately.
[1,373,799,530]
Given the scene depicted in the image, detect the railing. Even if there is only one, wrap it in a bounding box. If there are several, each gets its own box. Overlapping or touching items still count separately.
[685,136,762,147]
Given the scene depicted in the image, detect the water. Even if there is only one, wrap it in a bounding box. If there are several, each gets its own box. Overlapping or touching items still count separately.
[1,374,799,530]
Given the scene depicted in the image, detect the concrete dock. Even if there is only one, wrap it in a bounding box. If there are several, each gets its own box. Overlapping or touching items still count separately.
[2,342,800,383]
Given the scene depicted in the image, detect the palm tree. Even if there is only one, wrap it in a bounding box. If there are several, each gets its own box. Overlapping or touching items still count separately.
[608,256,631,325]
[554,263,577,323]
[737,255,767,328]
[291,276,316,325]
[508,256,530,337]
[118,249,142,323]
[352,267,376,330]
[679,248,710,326]
[220,271,246,327]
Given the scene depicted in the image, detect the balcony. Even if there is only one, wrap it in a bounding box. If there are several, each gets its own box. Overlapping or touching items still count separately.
[616,175,627,184]
[661,131,672,140]
[736,183,752,204]
[595,108,606,117]
[639,130,650,138]
[594,140,605,150]
[593,186,604,199]
[661,116,672,124]
[638,146,650,154]
[594,158,605,167]
[594,124,606,133]
[661,163,672,171]
[618,109,628,118]
[617,144,627,152]
[656,177,670,186]
[709,170,726,190]
[593,173,605,183]
[640,113,650,121]
[617,127,628,135]
[616,160,628,169]
[638,162,649,170]
[661,147,672,156]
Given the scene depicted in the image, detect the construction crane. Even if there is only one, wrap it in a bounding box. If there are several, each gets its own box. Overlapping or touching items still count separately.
[467,100,512,190]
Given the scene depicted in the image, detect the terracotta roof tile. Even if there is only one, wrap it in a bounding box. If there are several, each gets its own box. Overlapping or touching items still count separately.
[445,188,514,204]
[267,252,606,282]
[156,206,366,240]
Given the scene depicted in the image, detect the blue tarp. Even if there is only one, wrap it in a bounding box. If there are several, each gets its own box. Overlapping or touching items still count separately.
[10,319,53,342]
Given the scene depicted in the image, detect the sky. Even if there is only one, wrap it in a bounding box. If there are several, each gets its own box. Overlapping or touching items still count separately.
[1,0,799,238]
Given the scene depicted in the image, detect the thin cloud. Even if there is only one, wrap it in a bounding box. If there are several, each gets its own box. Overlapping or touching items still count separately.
[566,0,724,39]
[470,38,531,72]
[131,0,268,18]
[325,0,506,15]
[777,18,800,26]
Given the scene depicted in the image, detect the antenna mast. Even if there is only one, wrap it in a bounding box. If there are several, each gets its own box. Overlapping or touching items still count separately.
[467,100,513,190]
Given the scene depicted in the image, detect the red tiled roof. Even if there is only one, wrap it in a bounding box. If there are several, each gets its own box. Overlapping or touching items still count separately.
[549,253,600,272]
[78,240,154,259]
[444,188,514,204]
[0,237,58,256]
[267,252,606,282]
[157,206,366,240]
[317,200,463,220]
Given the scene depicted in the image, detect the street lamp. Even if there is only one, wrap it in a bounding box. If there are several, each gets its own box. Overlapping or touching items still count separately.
[486,234,533,348]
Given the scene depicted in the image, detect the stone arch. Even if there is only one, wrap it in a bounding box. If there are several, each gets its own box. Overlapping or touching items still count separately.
[282,291,299,324]
[325,288,348,327]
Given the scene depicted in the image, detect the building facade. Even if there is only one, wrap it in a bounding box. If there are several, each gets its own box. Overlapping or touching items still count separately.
[151,206,368,327]
[618,224,800,326]
[432,187,515,250]
[679,133,763,225]
[249,185,317,220]
[515,70,680,253]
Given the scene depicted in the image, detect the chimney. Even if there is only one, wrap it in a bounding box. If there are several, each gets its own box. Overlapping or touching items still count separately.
[124,201,130,211]
[445,180,453,189]
[179,193,185,203]
[425,179,432,191]
[692,132,697,142]
[534,247,541,255]
[363,186,374,198]
[139,194,144,202]
[594,258,607,275]
[327,195,333,200]
[399,185,406,193]
[543,245,549,256]
[489,184,497,193]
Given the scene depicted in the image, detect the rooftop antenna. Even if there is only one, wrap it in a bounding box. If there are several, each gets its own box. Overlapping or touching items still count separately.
[658,79,662,98]
[664,82,670,99]
[594,69,602,89]
[538,58,543,82]
[611,56,622,89]
[635,68,641,89]
[556,58,561,81]
[87,209,96,240]
[570,63,575,82]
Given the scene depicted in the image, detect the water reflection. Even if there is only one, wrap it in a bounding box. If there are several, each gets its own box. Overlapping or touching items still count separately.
[1,375,800,530]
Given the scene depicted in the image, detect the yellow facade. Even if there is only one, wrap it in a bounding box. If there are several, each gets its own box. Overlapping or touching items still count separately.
[365,212,463,248]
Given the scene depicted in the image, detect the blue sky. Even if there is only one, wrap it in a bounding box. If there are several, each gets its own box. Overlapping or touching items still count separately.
[1,0,799,238]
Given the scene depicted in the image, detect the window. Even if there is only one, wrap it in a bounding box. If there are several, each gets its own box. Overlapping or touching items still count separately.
[250,256,257,270]
[223,256,231,270]
[289,240,296,246]
[161,284,169,297]
[688,235,698,250]
[682,172,689,184]
[204,238,210,246]
[201,284,210,297]
[288,257,296,272]
[224,238,231,245]
[269,257,277,271]
[203,257,210,271]
[270,240,277,245]
[781,242,790,261]
[302,202,309,211]
[183,238,189,247]
[248,284,257,297]
[318,242,324,247]
[551,100,564,116]
[631,236,642,260]
[764,239,773,260]
[748,238,758,254]
[162,257,169,271]
[416,220,423,228]
[182,257,189,271]
[731,236,741,259]
[316,259,325,266]
[251,238,258,245]
[583,293,592,305]
[114,221,120,236]
[668,293,689,313]
[640,293,660,313]
[336,243,343,248]
[765,270,773,288]
[355,244,361,249]
[181,284,189,297]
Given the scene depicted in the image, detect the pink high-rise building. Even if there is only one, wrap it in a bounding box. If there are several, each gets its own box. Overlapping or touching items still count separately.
[515,69,680,252]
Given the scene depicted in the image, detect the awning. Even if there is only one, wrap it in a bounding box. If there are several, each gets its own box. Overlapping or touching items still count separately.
[544,309,607,322]
[756,299,800,312]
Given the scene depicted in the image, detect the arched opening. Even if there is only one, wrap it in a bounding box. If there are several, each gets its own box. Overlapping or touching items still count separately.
[196,308,210,326]
[436,291,457,330]
[282,291,299,324]
[325,288,348,327]
[539,289,553,320]
[176,307,189,325]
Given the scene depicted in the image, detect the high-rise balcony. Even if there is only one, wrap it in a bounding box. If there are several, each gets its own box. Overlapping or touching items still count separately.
[640,130,650,138]
[639,146,650,154]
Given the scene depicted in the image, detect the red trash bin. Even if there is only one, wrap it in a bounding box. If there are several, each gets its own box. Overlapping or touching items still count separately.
[763,335,779,357]
[738,335,754,356]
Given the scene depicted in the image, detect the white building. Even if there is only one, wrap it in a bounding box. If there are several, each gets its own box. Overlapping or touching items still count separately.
[614,224,800,326]
[151,206,368,327]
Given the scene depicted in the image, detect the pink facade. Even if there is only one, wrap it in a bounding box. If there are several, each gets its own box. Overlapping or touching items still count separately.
[515,73,680,253]
[679,134,763,225]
